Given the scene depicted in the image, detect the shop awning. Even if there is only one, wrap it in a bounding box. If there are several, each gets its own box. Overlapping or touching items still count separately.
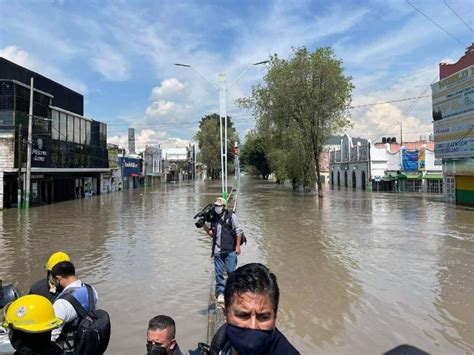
[405,172,422,179]
[383,172,407,180]
[424,172,443,180]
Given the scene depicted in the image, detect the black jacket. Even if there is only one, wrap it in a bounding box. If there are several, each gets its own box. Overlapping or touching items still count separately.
[29,279,56,302]
[210,324,300,355]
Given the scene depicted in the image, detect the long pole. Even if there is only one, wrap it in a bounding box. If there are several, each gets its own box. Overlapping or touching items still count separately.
[218,74,227,198]
[25,77,34,209]
[17,123,22,208]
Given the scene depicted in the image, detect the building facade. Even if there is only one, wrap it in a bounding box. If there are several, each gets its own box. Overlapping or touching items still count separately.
[0,57,109,208]
[329,133,443,193]
[144,145,162,185]
[431,44,474,206]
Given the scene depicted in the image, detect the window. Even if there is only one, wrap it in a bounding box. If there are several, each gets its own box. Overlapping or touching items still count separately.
[74,117,80,144]
[427,180,443,194]
[60,112,67,141]
[67,115,74,142]
[85,120,91,145]
[81,119,86,144]
[52,110,59,140]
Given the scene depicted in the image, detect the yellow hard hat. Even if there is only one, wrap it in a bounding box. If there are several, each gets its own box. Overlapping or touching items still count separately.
[45,251,70,271]
[2,295,63,333]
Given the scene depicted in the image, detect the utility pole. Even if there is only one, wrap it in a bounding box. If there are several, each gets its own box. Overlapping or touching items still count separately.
[218,74,227,198]
[25,77,34,209]
[17,123,22,209]
[174,61,268,200]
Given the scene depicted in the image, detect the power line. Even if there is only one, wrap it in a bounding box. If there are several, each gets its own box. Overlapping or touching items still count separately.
[406,0,466,46]
[443,0,474,33]
[350,94,431,109]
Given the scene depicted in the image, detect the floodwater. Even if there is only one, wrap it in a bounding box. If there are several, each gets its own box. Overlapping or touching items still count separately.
[0,177,473,354]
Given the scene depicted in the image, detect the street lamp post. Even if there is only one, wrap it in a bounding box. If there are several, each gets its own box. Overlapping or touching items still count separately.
[174,61,268,198]
[24,77,34,209]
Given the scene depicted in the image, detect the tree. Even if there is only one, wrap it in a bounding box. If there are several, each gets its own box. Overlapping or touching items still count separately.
[238,47,353,196]
[195,113,239,180]
[240,131,271,179]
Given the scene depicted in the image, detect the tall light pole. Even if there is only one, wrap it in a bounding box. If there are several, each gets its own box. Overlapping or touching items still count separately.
[25,77,34,209]
[175,61,268,199]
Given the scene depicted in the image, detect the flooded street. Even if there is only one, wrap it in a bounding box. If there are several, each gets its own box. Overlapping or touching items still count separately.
[0,177,473,354]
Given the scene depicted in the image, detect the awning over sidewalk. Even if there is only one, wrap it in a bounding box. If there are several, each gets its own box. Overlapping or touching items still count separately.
[404,172,422,179]
[424,172,443,180]
[383,172,407,181]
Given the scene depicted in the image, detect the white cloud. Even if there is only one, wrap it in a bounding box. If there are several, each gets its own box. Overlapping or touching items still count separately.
[0,46,35,69]
[151,78,185,99]
[90,47,129,81]
[349,103,432,142]
[145,100,178,118]
[107,128,190,152]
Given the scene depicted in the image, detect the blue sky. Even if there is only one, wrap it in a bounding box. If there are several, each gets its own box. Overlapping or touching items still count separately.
[1,0,473,150]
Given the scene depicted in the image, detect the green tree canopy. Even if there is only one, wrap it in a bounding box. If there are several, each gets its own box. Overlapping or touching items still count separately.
[195,113,239,180]
[240,131,271,179]
[238,46,353,195]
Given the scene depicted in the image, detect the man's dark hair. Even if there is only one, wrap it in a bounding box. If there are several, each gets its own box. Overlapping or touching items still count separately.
[148,315,176,340]
[50,261,75,278]
[224,263,280,314]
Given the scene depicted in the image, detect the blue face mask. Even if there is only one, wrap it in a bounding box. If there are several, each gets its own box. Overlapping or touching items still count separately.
[225,324,274,355]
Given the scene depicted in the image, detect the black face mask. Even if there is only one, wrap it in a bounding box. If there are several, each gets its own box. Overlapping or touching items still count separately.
[146,343,168,355]
[225,324,274,355]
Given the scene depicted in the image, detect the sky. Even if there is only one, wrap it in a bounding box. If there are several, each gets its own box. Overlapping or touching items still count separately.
[1,0,473,151]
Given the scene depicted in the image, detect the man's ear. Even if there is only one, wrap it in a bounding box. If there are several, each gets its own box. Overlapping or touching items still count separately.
[169,339,176,350]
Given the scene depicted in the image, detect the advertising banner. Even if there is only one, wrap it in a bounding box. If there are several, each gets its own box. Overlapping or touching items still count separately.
[433,113,474,159]
[402,149,419,171]
[418,148,426,171]
[431,65,474,121]
[108,148,118,169]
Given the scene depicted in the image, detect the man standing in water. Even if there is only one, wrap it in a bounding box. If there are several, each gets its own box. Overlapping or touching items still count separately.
[203,197,244,304]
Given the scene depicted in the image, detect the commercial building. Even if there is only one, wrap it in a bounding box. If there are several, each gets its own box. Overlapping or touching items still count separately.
[144,145,163,186]
[0,57,109,208]
[431,44,474,206]
[329,133,442,193]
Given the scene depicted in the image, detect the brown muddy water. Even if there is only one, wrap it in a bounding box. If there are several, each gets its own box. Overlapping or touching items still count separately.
[0,177,473,354]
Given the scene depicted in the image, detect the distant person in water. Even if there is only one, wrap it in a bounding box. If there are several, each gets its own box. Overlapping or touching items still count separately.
[210,263,299,355]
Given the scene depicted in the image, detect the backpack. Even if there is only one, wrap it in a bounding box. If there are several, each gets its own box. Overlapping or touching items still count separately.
[62,284,111,355]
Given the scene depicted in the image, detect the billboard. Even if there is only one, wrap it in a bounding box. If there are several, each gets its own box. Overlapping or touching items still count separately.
[432,65,474,159]
[402,149,419,171]
[108,148,118,169]
[431,65,474,121]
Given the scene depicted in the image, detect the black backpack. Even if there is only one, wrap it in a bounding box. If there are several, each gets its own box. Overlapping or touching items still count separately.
[62,284,111,355]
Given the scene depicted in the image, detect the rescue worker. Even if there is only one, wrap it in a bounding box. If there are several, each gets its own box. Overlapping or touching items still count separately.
[146,315,182,355]
[210,263,299,354]
[2,294,63,354]
[49,261,98,353]
[29,252,71,302]
[203,197,244,304]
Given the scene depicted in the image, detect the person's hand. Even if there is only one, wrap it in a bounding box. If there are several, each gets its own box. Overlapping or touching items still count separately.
[236,245,241,255]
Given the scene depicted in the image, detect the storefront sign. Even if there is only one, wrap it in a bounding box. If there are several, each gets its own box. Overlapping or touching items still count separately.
[431,65,474,121]
[433,113,474,159]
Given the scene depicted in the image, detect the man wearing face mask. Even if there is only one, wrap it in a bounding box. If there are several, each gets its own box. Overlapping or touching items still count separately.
[210,263,299,355]
[146,315,182,355]
[203,197,244,304]
[29,251,71,302]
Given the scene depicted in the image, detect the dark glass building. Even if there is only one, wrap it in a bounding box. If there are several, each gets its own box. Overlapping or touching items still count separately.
[0,57,109,208]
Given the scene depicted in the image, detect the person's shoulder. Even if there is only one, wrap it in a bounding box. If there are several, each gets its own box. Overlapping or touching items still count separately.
[29,278,48,293]
[269,328,300,355]
[210,324,228,353]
